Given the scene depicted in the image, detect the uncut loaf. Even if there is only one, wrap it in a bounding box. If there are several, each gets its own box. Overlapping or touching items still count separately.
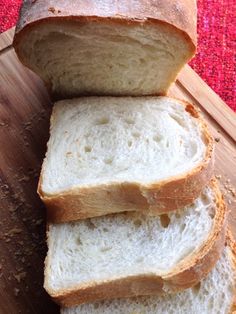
[38,97,214,222]
[44,182,227,306]
[13,0,196,99]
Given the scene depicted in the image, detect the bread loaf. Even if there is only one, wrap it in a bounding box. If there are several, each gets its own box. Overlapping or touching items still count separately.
[14,0,197,99]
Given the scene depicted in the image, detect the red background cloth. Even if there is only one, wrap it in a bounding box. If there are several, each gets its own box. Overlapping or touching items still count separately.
[0,0,235,111]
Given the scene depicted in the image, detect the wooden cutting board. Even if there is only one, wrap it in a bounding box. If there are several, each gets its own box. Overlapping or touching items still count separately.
[0,27,235,314]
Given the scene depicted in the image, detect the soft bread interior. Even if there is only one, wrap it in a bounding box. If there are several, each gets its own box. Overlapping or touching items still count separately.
[45,186,215,292]
[41,97,207,195]
[61,245,235,314]
[17,21,193,97]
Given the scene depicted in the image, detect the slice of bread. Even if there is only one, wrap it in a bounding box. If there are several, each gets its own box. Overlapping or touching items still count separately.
[13,0,196,99]
[61,231,236,314]
[38,97,214,222]
[44,182,227,307]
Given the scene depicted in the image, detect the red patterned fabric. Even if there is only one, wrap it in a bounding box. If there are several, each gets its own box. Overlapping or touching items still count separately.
[0,0,235,111]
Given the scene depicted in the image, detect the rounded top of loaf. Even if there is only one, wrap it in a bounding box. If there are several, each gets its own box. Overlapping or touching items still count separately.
[14,0,197,48]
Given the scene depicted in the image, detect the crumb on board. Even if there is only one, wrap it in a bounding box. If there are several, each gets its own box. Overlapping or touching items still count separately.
[14,272,26,283]
[224,184,236,197]
[214,175,236,206]
[48,6,56,13]
[35,219,43,226]
[14,288,20,297]
[0,122,9,127]
[48,7,61,14]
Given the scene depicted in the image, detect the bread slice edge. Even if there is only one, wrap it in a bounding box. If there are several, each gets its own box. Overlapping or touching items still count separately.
[44,180,227,307]
[38,98,214,223]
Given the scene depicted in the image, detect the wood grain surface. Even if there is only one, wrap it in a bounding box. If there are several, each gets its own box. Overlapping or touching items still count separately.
[0,28,235,314]
[0,27,15,52]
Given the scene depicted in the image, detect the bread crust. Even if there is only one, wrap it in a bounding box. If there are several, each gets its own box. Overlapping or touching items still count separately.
[44,181,227,307]
[14,0,196,44]
[13,1,196,99]
[15,0,196,39]
[37,98,214,223]
[227,230,236,314]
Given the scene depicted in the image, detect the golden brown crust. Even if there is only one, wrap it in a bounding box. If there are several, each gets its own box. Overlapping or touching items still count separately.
[227,230,236,314]
[44,181,227,307]
[162,181,227,289]
[14,0,197,45]
[13,1,196,99]
[50,275,165,307]
[37,99,214,223]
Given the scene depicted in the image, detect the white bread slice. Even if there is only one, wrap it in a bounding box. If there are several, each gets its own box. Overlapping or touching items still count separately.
[38,96,214,223]
[61,231,236,314]
[44,181,227,307]
[13,0,196,99]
